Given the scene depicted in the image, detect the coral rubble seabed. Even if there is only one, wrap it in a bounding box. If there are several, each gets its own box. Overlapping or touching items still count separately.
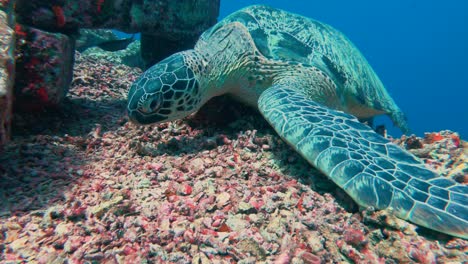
[0,52,467,263]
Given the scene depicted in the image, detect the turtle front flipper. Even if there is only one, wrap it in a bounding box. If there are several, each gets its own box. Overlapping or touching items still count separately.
[258,86,468,239]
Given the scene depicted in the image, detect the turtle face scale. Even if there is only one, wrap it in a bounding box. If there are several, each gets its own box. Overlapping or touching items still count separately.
[127,52,202,124]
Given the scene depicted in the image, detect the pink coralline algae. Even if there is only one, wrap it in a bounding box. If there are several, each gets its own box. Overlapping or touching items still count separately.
[343,228,367,248]
[0,52,467,263]
[14,24,74,109]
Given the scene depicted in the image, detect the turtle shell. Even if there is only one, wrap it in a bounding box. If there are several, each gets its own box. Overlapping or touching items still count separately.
[201,5,409,133]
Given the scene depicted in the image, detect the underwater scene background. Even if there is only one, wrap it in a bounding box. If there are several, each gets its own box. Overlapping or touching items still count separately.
[1,0,467,262]
[219,0,468,138]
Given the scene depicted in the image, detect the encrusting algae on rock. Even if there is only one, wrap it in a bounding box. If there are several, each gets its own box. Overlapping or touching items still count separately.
[0,52,467,263]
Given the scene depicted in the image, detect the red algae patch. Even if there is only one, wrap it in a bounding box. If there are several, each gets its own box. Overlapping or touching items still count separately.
[1,53,467,263]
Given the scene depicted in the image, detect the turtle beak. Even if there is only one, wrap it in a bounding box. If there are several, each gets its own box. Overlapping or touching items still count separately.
[127,110,145,125]
[127,92,168,125]
[127,88,151,125]
[127,87,143,124]
[127,109,168,125]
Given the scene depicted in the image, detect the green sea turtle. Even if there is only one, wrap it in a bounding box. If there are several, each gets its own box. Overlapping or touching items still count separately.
[127,5,467,239]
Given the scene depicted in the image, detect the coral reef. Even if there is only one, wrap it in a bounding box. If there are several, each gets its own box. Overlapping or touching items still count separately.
[1,53,467,263]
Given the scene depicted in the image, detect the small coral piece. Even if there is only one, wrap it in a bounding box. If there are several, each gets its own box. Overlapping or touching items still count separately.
[425,132,444,144]
[51,6,66,28]
[450,134,461,148]
[14,24,27,37]
[36,87,49,102]
[96,0,105,13]
[344,228,367,247]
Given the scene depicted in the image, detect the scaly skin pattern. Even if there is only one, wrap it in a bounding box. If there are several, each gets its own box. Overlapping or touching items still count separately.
[127,51,204,124]
[259,87,467,239]
[127,5,467,238]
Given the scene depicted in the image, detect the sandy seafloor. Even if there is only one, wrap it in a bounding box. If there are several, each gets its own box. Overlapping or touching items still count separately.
[0,52,467,263]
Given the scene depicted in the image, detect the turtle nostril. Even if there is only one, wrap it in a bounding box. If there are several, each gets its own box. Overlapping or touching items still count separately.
[138,106,149,114]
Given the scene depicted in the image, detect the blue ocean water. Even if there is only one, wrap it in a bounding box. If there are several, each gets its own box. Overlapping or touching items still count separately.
[220,1,468,139]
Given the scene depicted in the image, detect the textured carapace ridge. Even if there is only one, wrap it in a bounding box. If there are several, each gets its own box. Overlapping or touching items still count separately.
[209,5,409,133]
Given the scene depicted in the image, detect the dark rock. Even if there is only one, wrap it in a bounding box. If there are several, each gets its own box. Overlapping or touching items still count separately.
[75,29,119,52]
[404,135,424,149]
[0,2,15,148]
[140,33,198,68]
[16,0,220,66]
[82,39,143,69]
[15,0,219,37]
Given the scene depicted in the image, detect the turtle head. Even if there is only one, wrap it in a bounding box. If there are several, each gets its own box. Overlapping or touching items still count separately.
[127,51,203,124]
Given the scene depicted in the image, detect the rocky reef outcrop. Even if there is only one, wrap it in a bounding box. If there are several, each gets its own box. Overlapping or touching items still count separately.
[0,0,220,147]
[14,24,75,110]
[15,0,220,67]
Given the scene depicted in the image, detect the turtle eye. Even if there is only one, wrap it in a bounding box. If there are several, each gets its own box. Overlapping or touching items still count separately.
[138,93,162,114]
[149,96,161,111]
